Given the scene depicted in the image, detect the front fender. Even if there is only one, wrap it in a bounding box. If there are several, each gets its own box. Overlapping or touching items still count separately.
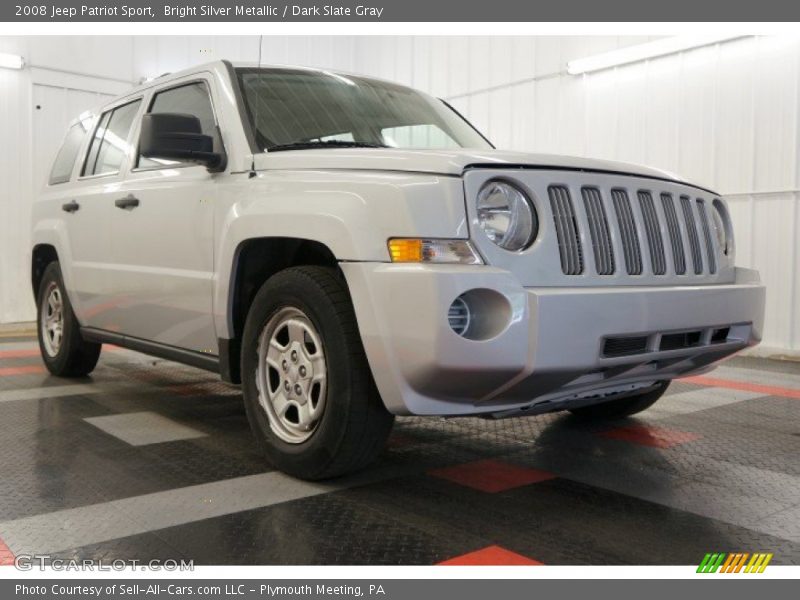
[212,170,468,339]
[31,218,73,295]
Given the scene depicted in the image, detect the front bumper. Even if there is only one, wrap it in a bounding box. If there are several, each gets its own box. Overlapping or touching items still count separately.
[341,264,765,416]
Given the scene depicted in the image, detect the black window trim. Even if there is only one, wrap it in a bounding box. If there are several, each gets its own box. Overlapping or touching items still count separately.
[78,96,144,181]
[131,77,227,174]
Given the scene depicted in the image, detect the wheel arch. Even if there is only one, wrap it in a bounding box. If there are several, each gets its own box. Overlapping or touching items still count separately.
[31,244,60,299]
[220,236,340,384]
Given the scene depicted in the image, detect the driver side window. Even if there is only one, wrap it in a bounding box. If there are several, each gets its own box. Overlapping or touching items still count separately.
[137,81,220,169]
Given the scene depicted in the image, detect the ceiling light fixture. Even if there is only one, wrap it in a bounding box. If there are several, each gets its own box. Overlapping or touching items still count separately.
[0,53,25,70]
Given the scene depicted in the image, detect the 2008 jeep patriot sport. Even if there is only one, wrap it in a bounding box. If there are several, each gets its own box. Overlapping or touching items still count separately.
[32,60,766,479]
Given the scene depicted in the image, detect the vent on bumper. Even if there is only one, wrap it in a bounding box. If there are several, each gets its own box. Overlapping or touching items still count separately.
[603,336,649,357]
[659,330,702,351]
[601,325,742,360]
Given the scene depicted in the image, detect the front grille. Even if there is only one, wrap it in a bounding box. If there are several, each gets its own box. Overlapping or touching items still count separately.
[581,187,615,275]
[660,193,687,274]
[697,200,717,274]
[611,189,643,275]
[548,185,584,275]
[680,195,704,274]
[638,191,667,275]
[545,183,722,279]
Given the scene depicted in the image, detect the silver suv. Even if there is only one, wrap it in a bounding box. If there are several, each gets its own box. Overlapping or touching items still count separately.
[32,60,765,479]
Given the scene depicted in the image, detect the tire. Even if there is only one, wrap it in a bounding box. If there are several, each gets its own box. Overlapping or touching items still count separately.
[36,261,101,377]
[568,381,670,420]
[241,266,394,480]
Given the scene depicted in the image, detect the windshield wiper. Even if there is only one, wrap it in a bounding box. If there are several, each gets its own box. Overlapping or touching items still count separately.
[267,140,389,152]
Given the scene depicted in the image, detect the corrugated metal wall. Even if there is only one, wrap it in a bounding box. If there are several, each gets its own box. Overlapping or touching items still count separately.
[1,35,798,356]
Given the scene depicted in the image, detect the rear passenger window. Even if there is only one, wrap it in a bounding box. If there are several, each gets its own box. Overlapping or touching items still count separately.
[49,123,88,185]
[137,82,220,169]
[82,99,141,177]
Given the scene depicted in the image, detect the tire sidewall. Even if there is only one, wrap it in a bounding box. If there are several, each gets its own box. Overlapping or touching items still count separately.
[36,263,77,374]
[241,271,359,475]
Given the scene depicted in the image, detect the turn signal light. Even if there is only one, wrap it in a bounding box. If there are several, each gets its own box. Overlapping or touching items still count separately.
[387,239,483,264]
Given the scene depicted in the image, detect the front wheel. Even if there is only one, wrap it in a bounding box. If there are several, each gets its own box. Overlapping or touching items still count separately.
[241,266,394,480]
[36,261,101,377]
[568,381,670,420]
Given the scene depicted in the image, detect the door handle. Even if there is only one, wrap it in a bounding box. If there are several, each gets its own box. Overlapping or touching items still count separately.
[61,200,80,213]
[114,195,140,210]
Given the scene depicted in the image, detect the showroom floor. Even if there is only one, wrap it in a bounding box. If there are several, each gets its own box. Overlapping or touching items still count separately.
[0,331,799,566]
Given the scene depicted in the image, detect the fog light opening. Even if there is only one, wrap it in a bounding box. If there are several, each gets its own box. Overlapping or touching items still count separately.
[447,289,513,341]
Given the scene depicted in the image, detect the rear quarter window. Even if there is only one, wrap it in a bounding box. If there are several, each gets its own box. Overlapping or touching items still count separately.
[49,123,88,185]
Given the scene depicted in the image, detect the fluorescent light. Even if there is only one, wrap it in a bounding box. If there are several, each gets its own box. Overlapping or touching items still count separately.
[567,35,744,75]
[0,52,25,70]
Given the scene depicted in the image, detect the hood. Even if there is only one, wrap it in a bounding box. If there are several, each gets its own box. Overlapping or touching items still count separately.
[253,148,711,192]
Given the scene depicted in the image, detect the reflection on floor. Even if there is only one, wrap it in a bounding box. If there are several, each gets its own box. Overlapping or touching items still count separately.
[0,333,798,565]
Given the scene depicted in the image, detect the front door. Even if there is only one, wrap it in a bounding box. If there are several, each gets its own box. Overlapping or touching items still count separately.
[108,78,222,354]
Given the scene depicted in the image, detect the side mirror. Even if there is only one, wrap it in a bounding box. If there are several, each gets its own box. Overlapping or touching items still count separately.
[139,112,223,169]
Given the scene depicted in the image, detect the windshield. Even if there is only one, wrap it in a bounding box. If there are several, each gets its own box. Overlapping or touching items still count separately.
[235,67,493,152]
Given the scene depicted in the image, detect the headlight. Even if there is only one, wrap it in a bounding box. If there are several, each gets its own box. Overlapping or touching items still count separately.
[711,200,731,256]
[476,180,538,251]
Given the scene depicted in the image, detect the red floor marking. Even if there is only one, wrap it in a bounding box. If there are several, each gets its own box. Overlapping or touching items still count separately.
[0,536,14,566]
[167,384,211,396]
[0,349,40,359]
[429,459,556,493]
[439,545,543,566]
[0,346,119,362]
[386,433,416,448]
[600,425,701,448]
[684,375,800,399]
[0,365,45,377]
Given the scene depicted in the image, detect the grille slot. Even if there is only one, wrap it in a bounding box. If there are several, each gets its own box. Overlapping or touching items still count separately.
[611,189,643,275]
[638,191,667,275]
[680,195,703,274]
[548,185,584,275]
[710,327,730,343]
[697,199,717,274]
[581,187,615,275]
[603,336,649,357]
[660,193,686,275]
[659,331,702,351]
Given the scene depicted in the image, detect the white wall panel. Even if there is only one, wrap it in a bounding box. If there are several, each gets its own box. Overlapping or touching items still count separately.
[0,66,33,324]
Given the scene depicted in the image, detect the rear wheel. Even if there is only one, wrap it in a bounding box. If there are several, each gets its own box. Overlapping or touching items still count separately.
[569,381,670,420]
[36,262,101,377]
[241,266,394,480]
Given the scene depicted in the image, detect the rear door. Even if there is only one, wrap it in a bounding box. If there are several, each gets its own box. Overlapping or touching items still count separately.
[62,98,142,330]
[107,76,222,354]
